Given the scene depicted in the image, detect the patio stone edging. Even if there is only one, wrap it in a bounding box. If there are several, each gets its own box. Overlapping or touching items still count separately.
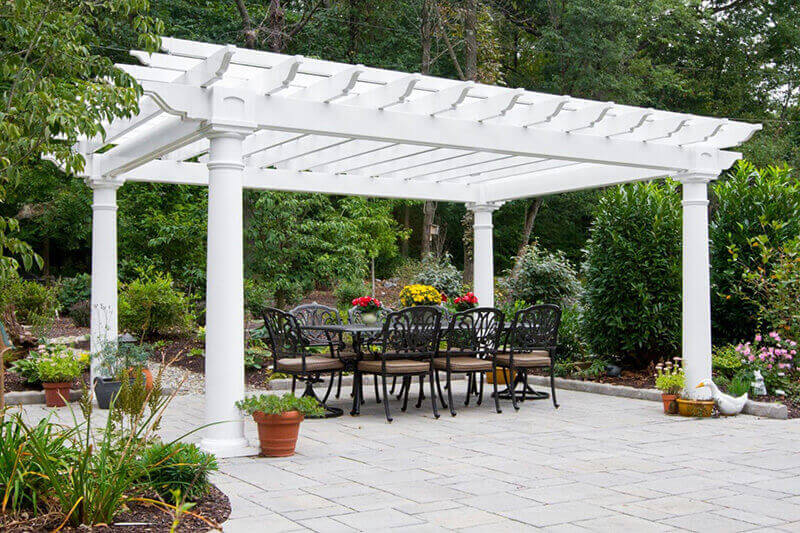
[526,375,788,420]
[4,389,83,405]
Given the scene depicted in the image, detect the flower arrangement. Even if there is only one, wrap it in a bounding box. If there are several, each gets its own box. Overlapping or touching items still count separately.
[351,296,382,314]
[399,284,443,307]
[452,292,478,312]
[34,345,86,383]
[735,332,797,374]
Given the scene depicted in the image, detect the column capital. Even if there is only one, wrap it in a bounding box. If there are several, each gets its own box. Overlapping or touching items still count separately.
[84,176,124,191]
[200,122,256,140]
[466,201,503,213]
[675,170,719,184]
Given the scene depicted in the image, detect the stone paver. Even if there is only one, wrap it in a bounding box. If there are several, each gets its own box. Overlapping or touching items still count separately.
[15,380,800,532]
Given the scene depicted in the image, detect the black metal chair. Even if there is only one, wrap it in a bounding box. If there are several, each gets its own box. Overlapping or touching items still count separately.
[352,306,442,422]
[496,304,561,411]
[348,304,394,403]
[262,307,344,417]
[435,307,504,416]
[290,302,346,397]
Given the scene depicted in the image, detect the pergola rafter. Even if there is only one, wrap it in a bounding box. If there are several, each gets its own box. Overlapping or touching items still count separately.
[77,36,761,458]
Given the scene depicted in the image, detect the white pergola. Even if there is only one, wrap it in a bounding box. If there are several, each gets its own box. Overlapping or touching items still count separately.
[77,37,760,457]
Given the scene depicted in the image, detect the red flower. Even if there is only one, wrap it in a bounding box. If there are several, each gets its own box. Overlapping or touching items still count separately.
[441,293,448,303]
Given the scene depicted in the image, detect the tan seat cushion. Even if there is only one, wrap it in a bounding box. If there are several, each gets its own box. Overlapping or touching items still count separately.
[433,356,492,372]
[495,350,551,368]
[277,355,344,372]
[358,359,429,374]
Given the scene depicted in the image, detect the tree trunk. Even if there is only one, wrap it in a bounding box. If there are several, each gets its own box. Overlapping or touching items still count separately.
[233,0,257,48]
[513,197,543,272]
[419,0,437,260]
[461,0,478,285]
[267,0,286,52]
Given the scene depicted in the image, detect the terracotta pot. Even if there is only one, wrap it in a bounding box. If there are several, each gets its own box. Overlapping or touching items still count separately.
[42,382,72,407]
[253,410,304,457]
[486,368,510,385]
[661,393,678,414]
[676,398,714,418]
[140,367,154,390]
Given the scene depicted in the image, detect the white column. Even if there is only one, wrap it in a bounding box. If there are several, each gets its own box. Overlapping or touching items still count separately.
[679,172,716,400]
[89,180,121,382]
[468,203,501,307]
[200,126,254,458]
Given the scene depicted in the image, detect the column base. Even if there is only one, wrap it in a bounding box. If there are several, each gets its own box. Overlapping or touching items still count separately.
[199,437,258,459]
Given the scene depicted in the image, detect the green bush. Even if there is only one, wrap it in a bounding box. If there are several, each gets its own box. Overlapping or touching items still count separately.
[712,344,744,380]
[582,182,682,368]
[335,278,369,309]
[69,300,91,327]
[558,303,589,360]
[0,274,58,324]
[503,242,580,306]
[414,253,463,298]
[244,279,273,316]
[9,351,44,384]
[119,271,193,337]
[57,273,91,312]
[140,442,217,502]
[710,162,800,343]
[236,393,325,416]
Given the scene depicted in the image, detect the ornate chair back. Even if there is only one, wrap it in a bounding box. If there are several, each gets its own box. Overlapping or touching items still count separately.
[262,307,307,366]
[379,306,442,359]
[289,302,341,346]
[442,307,504,358]
[506,304,561,354]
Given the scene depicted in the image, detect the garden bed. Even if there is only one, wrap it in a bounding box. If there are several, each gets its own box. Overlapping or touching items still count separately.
[0,484,230,532]
[3,370,89,393]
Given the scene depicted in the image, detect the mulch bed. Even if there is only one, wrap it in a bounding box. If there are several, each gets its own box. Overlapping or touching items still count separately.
[0,485,230,532]
[47,317,90,339]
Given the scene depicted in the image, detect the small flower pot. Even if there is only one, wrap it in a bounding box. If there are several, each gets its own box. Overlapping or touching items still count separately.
[253,410,304,457]
[42,382,72,407]
[486,368,510,385]
[676,398,714,418]
[361,313,378,325]
[661,393,678,414]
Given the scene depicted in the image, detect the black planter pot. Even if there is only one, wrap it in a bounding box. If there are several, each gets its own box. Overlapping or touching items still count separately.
[94,378,122,409]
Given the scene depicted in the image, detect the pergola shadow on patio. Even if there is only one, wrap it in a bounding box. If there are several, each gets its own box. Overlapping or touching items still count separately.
[72,36,760,457]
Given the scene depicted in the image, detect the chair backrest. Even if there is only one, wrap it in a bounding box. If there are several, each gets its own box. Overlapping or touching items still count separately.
[290,302,341,344]
[507,304,561,352]
[262,307,306,360]
[442,307,504,357]
[379,306,442,358]
[348,305,393,325]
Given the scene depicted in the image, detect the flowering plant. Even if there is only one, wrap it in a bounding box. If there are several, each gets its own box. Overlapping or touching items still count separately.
[736,331,797,374]
[453,292,478,312]
[399,284,442,307]
[34,345,86,383]
[351,296,382,314]
[654,358,685,396]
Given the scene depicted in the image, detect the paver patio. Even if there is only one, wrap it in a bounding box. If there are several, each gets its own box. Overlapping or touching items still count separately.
[16,382,800,532]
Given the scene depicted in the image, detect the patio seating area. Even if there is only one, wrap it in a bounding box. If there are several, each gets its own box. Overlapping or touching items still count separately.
[16,382,800,532]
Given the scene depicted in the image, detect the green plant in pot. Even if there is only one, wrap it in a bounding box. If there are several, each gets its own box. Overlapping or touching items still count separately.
[236,393,324,457]
[655,358,685,415]
[34,345,87,407]
[94,341,152,409]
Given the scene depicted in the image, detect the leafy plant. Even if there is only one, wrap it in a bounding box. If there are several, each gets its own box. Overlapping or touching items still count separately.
[9,351,44,384]
[335,278,369,309]
[503,242,580,306]
[0,274,58,324]
[557,303,589,360]
[655,364,685,396]
[582,182,682,368]
[244,279,273,318]
[244,348,269,371]
[35,346,86,382]
[414,253,463,298]
[140,442,217,502]
[57,273,91,312]
[726,373,752,397]
[712,345,744,380]
[96,341,151,380]
[119,271,194,337]
[236,393,325,417]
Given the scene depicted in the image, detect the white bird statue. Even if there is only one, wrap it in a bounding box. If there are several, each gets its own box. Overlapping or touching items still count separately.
[695,379,748,416]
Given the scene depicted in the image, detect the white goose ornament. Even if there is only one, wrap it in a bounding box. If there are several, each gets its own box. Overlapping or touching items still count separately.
[695,379,748,416]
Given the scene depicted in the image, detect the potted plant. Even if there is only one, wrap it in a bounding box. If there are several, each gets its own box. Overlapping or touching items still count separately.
[94,341,152,409]
[236,393,324,457]
[655,359,684,414]
[399,284,442,307]
[35,345,87,407]
[351,296,383,325]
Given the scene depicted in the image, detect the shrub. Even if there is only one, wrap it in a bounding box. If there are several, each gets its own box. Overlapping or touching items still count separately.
[1,275,58,324]
[503,242,580,306]
[57,273,91,312]
[119,271,193,337]
[140,442,217,502]
[414,253,463,298]
[710,162,800,343]
[558,303,589,360]
[335,278,369,309]
[244,279,273,316]
[712,344,744,380]
[236,393,325,416]
[69,300,91,327]
[582,182,682,368]
[96,342,150,379]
